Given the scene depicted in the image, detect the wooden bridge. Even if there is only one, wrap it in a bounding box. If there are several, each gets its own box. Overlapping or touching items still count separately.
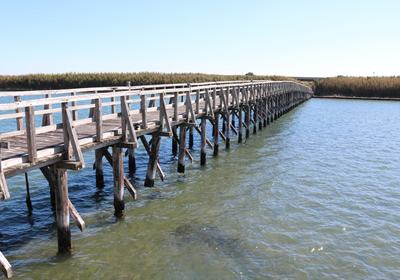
[0,80,312,278]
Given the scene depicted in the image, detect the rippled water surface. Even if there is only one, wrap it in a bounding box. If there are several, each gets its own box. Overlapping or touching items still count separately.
[1,98,400,279]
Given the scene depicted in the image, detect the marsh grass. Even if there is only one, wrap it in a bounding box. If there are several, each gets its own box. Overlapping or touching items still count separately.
[0,72,300,91]
[314,76,400,98]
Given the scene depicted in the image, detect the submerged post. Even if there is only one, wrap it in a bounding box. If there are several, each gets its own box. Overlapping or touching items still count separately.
[54,166,71,251]
[144,134,161,187]
[213,112,219,156]
[200,118,207,165]
[112,145,124,217]
[178,125,187,173]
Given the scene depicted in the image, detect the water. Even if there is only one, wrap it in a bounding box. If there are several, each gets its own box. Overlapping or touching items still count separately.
[1,98,400,279]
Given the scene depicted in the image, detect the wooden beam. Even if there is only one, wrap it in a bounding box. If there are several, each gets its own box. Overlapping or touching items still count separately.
[144,134,162,187]
[0,143,10,201]
[213,112,219,156]
[200,118,207,165]
[194,126,213,150]
[0,251,12,278]
[121,96,138,148]
[139,136,165,182]
[102,148,137,199]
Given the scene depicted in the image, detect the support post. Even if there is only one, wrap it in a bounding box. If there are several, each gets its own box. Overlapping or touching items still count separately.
[178,125,187,173]
[144,134,162,187]
[189,127,194,149]
[225,111,231,149]
[172,126,178,156]
[245,105,250,139]
[128,148,136,175]
[213,112,219,156]
[200,118,207,165]
[54,167,71,251]
[253,103,257,134]
[112,145,124,217]
[238,106,243,143]
[95,149,104,188]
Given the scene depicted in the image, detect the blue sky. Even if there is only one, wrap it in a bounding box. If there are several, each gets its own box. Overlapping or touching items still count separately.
[1,0,399,77]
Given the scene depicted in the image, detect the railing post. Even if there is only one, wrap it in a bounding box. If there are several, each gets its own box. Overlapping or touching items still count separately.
[94,98,103,142]
[71,92,78,121]
[25,106,37,162]
[140,94,147,129]
[14,96,24,130]
[174,92,179,121]
[42,94,53,126]
[111,89,116,114]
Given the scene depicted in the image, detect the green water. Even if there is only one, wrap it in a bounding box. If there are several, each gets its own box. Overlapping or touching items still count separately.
[1,98,400,279]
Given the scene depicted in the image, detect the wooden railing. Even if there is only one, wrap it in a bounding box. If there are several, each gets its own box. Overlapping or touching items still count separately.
[0,80,312,178]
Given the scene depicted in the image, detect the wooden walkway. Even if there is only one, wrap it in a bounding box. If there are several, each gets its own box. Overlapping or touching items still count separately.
[0,80,312,278]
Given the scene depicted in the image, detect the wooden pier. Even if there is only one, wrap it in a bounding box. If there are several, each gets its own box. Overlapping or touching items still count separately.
[0,80,312,278]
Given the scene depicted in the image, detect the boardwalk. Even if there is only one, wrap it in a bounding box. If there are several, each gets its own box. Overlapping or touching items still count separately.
[0,80,312,278]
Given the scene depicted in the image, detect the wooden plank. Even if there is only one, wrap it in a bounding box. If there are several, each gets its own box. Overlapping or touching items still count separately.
[25,106,37,162]
[68,199,86,232]
[121,96,138,147]
[0,251,12,278]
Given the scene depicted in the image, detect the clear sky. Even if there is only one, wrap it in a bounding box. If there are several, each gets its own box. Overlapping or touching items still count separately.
[1,0,399,77]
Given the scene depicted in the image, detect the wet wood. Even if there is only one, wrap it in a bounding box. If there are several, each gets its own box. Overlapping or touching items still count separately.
[112,145,124,217]
[200,118,207,165]
[55,167,71,251]
[0,251,12,278]
[144,134,162,187]
[178,125,187,173]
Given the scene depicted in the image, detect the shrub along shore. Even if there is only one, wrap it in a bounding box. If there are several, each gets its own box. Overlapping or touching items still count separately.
[0,72,301,91]
[314,76,400,99]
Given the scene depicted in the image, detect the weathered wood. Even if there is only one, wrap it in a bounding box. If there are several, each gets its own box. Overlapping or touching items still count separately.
[112,145,124,217]
[200,118,207,165]
[213,112,219,156]
[42,94,53,126]
[25,106,37,162]
[144,134,162,187]
[54,167,71,251]
[225,111,231,149]
[120,96,138,147]
[0,251,12,278]
[95,149,104,188]
[139,136,165,181]
[238,105,243,143]
[178,125,187,173]
[141,94,148,129]
[94,98,103,142]
[171,129,194,163]
[194,126,213,150]
[68,199,86,232]
[172,126,178,156]
[14,95,24,131]
[62,103,85,168]
[189,127,194,149]
[127,148,136,175]
[0,142,10,200]
[102,148,137,199]
[25,172,33,212]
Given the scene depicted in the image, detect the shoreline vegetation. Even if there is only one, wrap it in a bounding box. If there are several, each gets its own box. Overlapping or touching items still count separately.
[0,72,303,91]
[313,76,400,99]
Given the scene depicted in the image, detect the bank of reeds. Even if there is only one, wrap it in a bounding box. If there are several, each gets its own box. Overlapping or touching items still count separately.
[0,72,299,91]
[314,76,400,98]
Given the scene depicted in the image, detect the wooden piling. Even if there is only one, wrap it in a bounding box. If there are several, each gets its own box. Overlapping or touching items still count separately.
[54,166,71,251]
[245,105,250,138]
[144,134,161,187]
[213,113,219,156]
[95,149,104,188]
[178,125,187,173]
[200,118,207,165]
[172,126,178,156]
[128,148,136,175]
[189,127,194,149]
[112,145,124,217]
[225,111,231,149]
[238,106,243,143]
